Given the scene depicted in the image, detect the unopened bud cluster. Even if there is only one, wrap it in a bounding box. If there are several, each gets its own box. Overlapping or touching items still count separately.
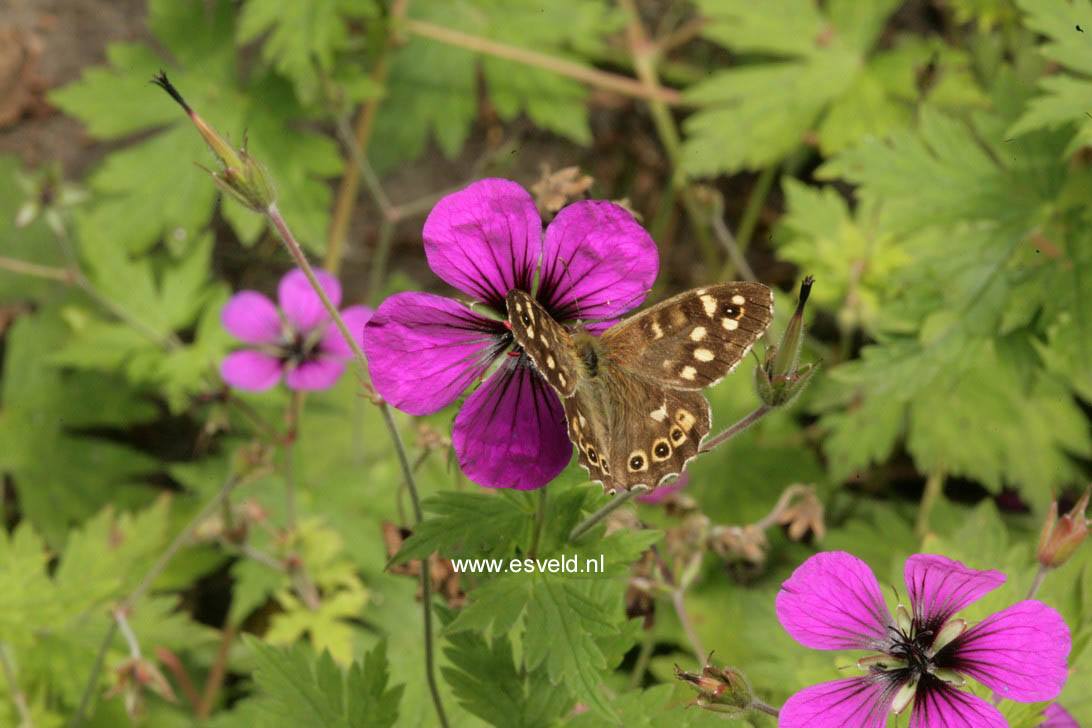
[152,71,276,212]
[674,659,755,716]
[1037,486,1089,569]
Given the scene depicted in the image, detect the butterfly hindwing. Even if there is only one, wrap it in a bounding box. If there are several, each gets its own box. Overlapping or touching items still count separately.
[601,282,773,389]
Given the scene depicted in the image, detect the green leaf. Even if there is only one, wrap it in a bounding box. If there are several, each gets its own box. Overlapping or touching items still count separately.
[246,637,403,728]
[392,491,534,563]
[681,0,903,175]
[445,523,657,720]
[0,311,157,545]
[442,628,569,728]
[49,0,341,254]
[236,0,373,104]
[370,0,620,172]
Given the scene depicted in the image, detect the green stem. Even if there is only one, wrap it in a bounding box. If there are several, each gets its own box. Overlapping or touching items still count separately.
[528,487,548,560]
[570,486,648,542]
[265,203,449,728]
[70,475,241,727]
[284,391,302,532]
[367,218,396,306]
[620,0,719,272]
[671,588,705,660]
[627,631,655,689]
[1026,564,1049,600]
[915,469,946,538]
[698,405,770,454]
[401,18,684,106]
[735,164,777,253]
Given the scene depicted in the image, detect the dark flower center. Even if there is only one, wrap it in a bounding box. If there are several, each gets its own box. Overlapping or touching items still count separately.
[870,614,966,703]
[280,329,320,364]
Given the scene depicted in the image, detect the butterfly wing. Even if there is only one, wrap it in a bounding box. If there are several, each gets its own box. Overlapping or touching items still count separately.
[506,289,581,396]
[564,367,711,492]
[601,282,774,389]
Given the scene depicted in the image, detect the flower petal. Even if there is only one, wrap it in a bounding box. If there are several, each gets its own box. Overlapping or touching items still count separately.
[908,683,1006,728]
[948,600,1071,702]
[537,200,658,325]
[778,677,896,728]
[775,551,892,651]
[222,291,281,345]
[285,358,346,391]
[1042,703,1080,728]
[221,350,283,391]
[904,554,1005,629]
[452,355,571,490]
[278,268,342,333]
[422,179,540,309]
[636,473,688,504]
[320,305,373,359]
[362,292,507,416]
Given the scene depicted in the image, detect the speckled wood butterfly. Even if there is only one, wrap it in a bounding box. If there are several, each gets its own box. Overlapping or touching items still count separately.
[506,283,774,492]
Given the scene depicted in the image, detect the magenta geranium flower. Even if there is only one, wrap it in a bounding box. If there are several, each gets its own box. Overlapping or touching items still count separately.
[1042,704,1078,728]
[776,551,1071,728]
[362,178,657,490]
[221,268,372,392]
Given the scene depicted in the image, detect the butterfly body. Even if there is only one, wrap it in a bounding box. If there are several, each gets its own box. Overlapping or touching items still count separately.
[506,283,773,492]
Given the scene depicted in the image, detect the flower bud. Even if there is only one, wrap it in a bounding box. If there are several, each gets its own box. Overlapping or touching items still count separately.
[755,276,819,407]
[152,71,276,212]
[1037,485,1090,568]
[674,660,755,716]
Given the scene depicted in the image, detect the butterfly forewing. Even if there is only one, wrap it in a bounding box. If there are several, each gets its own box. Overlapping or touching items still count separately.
[506,289,580,397]
[602,282,773,389]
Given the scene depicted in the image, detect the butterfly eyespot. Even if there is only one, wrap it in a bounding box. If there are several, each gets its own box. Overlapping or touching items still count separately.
[670,426,685,443]
[675,408,696,432]
[627,450,648,472]
[652,439,671,461]
[601,459,609,473]
[586,446,598,463]
[520,311,532,326]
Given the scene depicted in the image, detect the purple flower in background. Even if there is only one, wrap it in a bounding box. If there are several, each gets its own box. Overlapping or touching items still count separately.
[637,473,689,504]
[776,551,1071,728]
[362,179,657,490]
[1042,704,1079,728]
[221,268,372,392]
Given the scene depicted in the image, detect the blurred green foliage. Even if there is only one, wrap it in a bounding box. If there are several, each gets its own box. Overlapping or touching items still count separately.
[1,0,1090,725]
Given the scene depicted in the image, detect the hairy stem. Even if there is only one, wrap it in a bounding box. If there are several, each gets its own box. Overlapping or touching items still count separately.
[403,18,684,106]
[698,405,770,453]
[671,589,705,660]
[1026,564,1049,600]
[265,202,449,728]
[751,698,781,717]
[570,486,648,542]
[711,212,757,282]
